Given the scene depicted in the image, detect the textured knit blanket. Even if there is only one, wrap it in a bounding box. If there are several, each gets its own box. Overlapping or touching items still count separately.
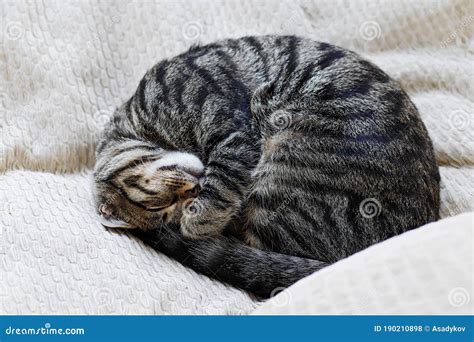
[1,0,472,314]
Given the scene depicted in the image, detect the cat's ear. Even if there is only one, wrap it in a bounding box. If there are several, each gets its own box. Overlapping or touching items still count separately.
[98,215,136,229]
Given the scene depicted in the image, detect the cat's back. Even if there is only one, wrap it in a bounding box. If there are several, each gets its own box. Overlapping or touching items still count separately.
[170,35,403,102]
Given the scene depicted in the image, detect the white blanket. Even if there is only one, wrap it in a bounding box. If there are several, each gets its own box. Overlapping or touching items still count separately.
[1,0,472,314]
[255,212,473,315]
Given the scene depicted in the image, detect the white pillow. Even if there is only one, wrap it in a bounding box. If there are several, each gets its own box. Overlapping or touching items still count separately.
[254,212,474,315]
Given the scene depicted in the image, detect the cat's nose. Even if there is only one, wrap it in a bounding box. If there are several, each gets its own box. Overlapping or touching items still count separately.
[180,184,201,199]
[186,184,201,197]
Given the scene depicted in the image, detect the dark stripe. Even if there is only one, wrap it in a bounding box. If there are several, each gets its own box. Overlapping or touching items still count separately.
[194,86,210,111]
[219,132,252,149]
[199,184,232,208]
[275,36,283,47]
[193,218,217,226]
[113,143,158,156]
[107,181,148,210]
[184,56,224,96]
[139,125,177,150]
[124,99,133,121]
[96,138,114,155]
[339,60,391,98]
[274,37,300,91]
[173,71,189,110]
[351,109,375,120]
[283,202,332,259]
[359,60,390,83]
[108,181,167,212]
[271,155,399,179]
[247,188,286,211]
[123,176,159,196]
[187,43,202,53]
[185,43,221,58]
[211,48,251,111]
[285,36,299,76]
[123,175,140,186]
[96,145,156,177]
[206,161,247,184]
[136,77,148,114]
[243,37,269,80]
[316,49,345,70]
[317,82,338,101]
[354,133,390,144]
[132,96,142,117]
[156,164,177,172]
[287,63,317,98]
[339,78,372,98]
[204,128,234,151]
[318,42,333,51]
[103,155,159,182]
[314,130,392,144]
[131,184,159,196]
[345,198,364,238]
[206,170,243,196]
[382,90,405,115]
[151,63,170,112]
[227,39,240,52]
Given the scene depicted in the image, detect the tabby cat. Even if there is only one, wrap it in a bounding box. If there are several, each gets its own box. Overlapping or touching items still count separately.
[93,35,440,298]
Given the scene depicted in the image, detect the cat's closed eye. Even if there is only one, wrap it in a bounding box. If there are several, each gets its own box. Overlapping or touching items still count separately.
[142,196,178,210]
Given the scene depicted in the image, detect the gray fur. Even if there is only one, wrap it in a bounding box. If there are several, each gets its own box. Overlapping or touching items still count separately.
[93,36,440,297]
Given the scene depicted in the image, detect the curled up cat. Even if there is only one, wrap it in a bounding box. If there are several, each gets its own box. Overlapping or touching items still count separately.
[93,35,440,298]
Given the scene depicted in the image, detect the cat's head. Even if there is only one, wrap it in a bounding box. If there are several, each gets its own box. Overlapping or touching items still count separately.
[94,144,204,230]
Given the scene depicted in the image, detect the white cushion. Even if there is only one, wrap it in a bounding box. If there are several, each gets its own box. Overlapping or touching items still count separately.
[254,212,474,315]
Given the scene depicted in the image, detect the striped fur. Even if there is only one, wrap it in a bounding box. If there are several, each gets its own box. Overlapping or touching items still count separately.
[93,36,440,297]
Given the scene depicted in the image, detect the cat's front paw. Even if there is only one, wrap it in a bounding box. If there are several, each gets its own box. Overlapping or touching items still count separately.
[180,198,229,239]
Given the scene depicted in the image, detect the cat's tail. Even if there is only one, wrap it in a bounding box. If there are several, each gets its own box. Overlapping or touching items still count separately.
[132,226,328,298]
